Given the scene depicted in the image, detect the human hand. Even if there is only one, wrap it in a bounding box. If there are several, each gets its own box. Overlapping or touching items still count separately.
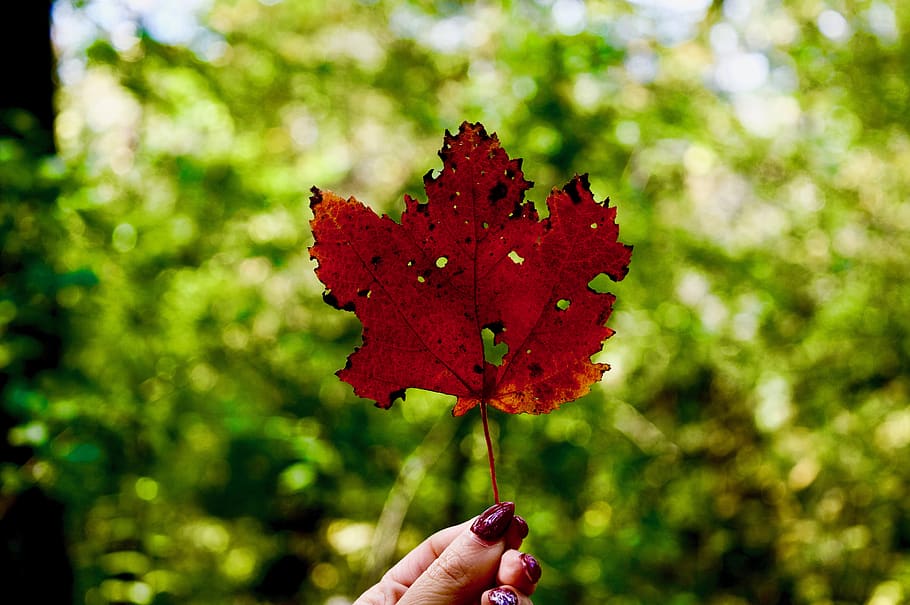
[354,502,541,605]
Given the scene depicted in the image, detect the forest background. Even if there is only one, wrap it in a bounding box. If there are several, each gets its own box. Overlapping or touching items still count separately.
[2,1,909,604]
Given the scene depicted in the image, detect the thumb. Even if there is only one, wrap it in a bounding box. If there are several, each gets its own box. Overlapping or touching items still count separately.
[399,502,515,605]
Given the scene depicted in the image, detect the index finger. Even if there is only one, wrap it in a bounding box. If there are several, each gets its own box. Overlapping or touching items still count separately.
[382,519,472,588]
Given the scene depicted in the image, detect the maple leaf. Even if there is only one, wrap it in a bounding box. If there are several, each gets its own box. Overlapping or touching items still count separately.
[309,122,632,417]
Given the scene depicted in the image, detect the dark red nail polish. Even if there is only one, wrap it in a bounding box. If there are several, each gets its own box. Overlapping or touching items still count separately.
[488,587,518,605]
[520,552,542,583]
[471,501,515,542]
[513,514,529,539]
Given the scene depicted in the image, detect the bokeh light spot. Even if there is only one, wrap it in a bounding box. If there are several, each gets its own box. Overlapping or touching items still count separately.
[135,477,159,501]
[818,10,851,42]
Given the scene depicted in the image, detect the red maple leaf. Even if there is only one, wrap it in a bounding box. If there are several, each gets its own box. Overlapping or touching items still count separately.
[310,122,632,417]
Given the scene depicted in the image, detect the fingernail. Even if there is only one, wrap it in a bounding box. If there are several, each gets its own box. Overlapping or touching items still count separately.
[488,587,518,605]
[471,501,515,542]
[513,514,529,539]
[520,552,542,583]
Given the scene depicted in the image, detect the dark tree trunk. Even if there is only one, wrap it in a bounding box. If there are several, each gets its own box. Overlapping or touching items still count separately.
[0,0,57,153]
[0,2,75,603]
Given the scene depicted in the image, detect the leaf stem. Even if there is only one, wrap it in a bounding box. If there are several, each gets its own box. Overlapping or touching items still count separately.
[479,400,500,504]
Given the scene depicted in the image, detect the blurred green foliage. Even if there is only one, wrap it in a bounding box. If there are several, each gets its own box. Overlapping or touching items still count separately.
[3,0,910,603]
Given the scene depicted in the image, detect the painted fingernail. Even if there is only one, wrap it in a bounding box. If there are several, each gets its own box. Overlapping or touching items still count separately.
[471,501,515,542]
[520,552,542,583]
[513,514,529,539]
[488,587,519,605]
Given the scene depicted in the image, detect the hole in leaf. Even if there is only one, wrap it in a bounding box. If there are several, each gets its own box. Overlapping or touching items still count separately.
[482,222,489,229]
[417,275,426,283]
[436,256,448,268]
[407,260,415,267]
[485,320,504,334]
[556,298,571,311]
[481,326,508,366]
[507,250,524,264]
[590,222,598,229]
[588,273,614,293]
